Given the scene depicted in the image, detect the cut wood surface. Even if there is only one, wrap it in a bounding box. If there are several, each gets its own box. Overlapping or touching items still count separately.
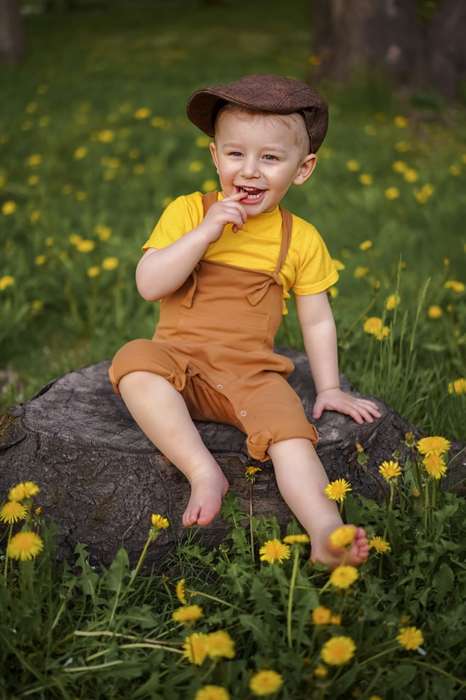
[0,349,464,569]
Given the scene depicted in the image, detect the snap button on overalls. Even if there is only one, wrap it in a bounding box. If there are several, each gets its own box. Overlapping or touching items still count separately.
[109,192,318,461]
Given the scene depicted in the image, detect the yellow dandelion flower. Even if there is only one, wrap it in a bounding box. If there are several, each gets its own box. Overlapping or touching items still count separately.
[417,436,450,457]
[183,632,209,665]
[196,135,210,148]
[346,160,360,172]
[189,160,204,173]
[369,696,383,700]
[249,670,283,696]
[176,578,187,604]
[449,165,461,176]
[403,168,418,182]
[392,160,408,173]
[31,299,44,313]
[329,524,356,548]
[151,116,168,129]
[329,565,359,589]
[378,460,401,481]
[427,305,442,319]
[363,317,383,335]
[333,259,345,271]
[0,501,28,524]
[324,479,352,503]
[7,531,44,561]
[448,378,466,395]
[385,293,400,310]
[354,266,369,278]
[385,187,400,200]
[202,179,217,192]
[0,275,15,291]
[330,614,342,625]
[308,53,321,66]
[245,465,262,480]
[312,606,332,625]
[359,173,373,185]
[259,539,290,564]
[373,325,390,340]
[397,626,423,650]
[329,286,338,298]
[444,280,464,294]
[28,175,39,186]
[195,686,230,700]
[314,664,328,678]
[97,129,114,143]
[2,201,16,215]
[283,534,310,544]
[172,605,203,624]
[87,266,100,278]
[369,536,391,553]
[95,224,112,240]
[206,630,235,659]
[422,453,447,480]
[321,636,356,665]
[26,154,42,167]
[359,240,373,251]
[74,147,88,160]
[394,115,408,128]
[102,257,119,271]
[151,513,169,529]
[134,107,151,119]
[8,481,40,501]
[76,239,95,253]
[35,255,46,266]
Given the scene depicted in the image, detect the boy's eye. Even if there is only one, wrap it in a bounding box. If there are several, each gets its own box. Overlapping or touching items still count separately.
[264,154,279,161]
[228,151,242,156]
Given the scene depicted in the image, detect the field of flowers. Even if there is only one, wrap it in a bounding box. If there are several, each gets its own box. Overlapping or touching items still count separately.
[0,0,465,697]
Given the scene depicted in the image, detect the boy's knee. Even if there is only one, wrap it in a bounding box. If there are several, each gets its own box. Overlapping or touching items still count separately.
[118,370,169,395]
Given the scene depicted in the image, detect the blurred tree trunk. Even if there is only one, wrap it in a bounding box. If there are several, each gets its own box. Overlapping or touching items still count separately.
[0,0,25,64]
[311,0,466,99]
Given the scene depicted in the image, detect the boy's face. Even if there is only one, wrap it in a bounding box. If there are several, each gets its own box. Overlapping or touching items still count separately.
[209,109,317,215]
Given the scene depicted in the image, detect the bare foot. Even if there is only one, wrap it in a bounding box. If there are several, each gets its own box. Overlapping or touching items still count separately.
[182,464,229,527]
[310,526,370,570]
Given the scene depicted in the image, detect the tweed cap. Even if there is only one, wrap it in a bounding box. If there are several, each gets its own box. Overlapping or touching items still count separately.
[186,73,328,153]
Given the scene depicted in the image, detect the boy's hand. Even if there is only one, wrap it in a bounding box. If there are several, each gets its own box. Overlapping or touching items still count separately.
[198,191,248,243]
[312,388,382,424]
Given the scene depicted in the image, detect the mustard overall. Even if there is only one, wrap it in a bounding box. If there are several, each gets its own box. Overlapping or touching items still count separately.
[109,192,318,461]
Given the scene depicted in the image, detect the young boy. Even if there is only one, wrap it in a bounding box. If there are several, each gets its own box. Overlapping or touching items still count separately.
[109,74,381,568]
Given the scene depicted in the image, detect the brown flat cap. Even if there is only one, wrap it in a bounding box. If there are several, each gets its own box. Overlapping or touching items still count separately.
[186,73,329,153]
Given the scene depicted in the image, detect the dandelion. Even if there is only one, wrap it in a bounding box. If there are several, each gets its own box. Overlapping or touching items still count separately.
[449,165,461,176]
[245,465,262,481]
[95,224,112,240]
[196,135,210,148]
[26,154,42,167]
[87,266,101,278]
[369,536,391,553]
[354,266,369,278]
[329,524,356,548]
[385,187,400,200]
[422,453,447,480]
[403,168,418,182]
[134,107,151,119]
[359,240,372,251]
[363,317,384,335]
[392,160,408,173]
[333,259,345,271]
[74,147,88,160]
[7,531,44,561]
[417,436,450,457]
[0,275,15,291]
[249,670,283,696]
[324,479,352,503]
[448,378,466,395]
[102,257,119,270]
[31,300,44,313]
[394,115,408,128]
[379,460,401,481]
[330,614,342,625]
[151,513,169,529]
[8,481,40,501]
[35,255,46,266]
[151,116,168,129]
[312,606,332,625]
[385,294,400,310]
[427,305,442,319]
[314,665,328,678]
[2,201,16,215]
[397,626,424,650]
[195,686,230,700]
[283,534,310,544]
[183,632,209,665]
[329,286,338,298]
[189,161,204,173]
[359,173,373,185]
[329,565,359,589]
[321,636,356,665]
[206,630,235,659]
[97,129,114,143]
[76,239,95,253]
[176,578,187,604]
[28,175,39,186]
[0,501,27,524]
[259,539,290,564]
[308,53,321,66]
[444,280,464,293]
[172,605,203,624]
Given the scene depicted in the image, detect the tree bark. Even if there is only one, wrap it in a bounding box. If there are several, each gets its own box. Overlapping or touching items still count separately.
[0,350,464,571]
[311,0,466,99]
[0,0,25,65]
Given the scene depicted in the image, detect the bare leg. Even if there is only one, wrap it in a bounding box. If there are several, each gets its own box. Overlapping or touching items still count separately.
[268,438,369,569]
[119,371,229,527]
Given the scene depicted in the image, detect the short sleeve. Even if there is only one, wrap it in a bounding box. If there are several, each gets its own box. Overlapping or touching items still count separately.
[142,195,194,251]
[292,224,339,295]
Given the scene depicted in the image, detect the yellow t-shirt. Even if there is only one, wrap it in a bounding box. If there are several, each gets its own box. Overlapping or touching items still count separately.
[142,191,338,314]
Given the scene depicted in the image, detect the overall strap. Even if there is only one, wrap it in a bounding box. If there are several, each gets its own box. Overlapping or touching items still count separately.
[202,191,218,215]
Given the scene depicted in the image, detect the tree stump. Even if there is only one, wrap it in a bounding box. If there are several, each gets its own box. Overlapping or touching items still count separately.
[0,349,464,570]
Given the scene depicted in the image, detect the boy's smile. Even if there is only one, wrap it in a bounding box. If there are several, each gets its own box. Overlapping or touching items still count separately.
[209,108,317,216]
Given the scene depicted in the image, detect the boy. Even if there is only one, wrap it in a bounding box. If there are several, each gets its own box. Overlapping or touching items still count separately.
[109,74,381,568]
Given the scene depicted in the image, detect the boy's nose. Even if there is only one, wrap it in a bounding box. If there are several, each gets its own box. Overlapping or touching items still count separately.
[239,157,261,178]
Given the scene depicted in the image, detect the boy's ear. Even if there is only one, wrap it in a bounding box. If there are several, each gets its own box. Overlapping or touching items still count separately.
[209,141,219,171]
[293,154,317,186]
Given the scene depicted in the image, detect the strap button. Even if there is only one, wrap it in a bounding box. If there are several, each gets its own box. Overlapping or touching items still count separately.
[239,409,247,417]
[216,383,224,390]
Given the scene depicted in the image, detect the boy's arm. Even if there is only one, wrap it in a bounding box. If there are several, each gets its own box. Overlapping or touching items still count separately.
[296,292,381,424]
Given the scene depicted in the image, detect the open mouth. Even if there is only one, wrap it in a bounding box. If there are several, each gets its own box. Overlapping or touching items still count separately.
[235,185,267,203]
